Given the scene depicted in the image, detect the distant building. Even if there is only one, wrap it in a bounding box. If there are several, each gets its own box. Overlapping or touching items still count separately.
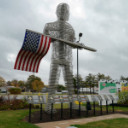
[0,86,14,93]
[42,87,48,93]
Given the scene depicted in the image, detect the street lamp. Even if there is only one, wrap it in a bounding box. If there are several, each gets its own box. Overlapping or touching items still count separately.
[77,33,83,95]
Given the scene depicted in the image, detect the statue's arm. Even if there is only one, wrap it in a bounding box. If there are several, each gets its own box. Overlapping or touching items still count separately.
[68,24,76,42]
[71,29,76,42]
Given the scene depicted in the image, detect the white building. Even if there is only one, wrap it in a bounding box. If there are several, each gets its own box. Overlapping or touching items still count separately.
[0,86,14,93]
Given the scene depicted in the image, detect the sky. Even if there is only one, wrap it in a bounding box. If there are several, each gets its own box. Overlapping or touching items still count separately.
[0,0,128,84]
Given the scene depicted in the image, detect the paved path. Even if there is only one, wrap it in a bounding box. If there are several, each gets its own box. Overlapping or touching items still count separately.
[35,114,128,128]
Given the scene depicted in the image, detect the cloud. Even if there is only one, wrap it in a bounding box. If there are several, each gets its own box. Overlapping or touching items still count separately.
[0,0,128,85]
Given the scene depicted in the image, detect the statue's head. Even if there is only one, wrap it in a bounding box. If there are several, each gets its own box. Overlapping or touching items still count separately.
[56,3,69,21]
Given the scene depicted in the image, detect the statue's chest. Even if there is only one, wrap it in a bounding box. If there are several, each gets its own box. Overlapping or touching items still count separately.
[48,23,72,40]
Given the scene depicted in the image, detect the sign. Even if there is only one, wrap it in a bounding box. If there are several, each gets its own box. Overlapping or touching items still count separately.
[97,95,103,101]
[62,95,69,103]
[38,96,44,104]
[99,81,117,94]
[80,95,86,103]
[103,95,109,101]
[53,96,61,104]
[91,95,97,102]
[121,82,128,92]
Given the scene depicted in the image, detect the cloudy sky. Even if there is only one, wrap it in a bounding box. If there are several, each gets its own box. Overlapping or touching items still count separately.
[0,0,128,84]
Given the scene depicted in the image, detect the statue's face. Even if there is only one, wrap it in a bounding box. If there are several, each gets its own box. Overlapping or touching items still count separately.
[56,3,69,21]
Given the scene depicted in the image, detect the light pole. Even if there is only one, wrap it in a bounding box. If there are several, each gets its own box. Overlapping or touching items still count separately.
[77,33,82,95]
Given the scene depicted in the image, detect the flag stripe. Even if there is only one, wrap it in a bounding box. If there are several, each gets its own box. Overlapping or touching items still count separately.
[33,36,48,72]
[24,52,32,71]
[20,51,30,70]
[32,36,49,72]
[33,37,47,70]
[29,36,46,71]
[37,35,44,52]
[30,36,46,72]
[18,50,26,70]
[36,37,51,72]
[21,51,31,70]
[14,50,22,69]
[25,52,34,71]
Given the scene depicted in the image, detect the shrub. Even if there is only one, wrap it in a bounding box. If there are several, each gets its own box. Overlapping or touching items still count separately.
[0,103,10,110]
[10,100,25,110]
[9,88,21,94]
[0,96,4,103]
[118,92,128,104]
[0,95,29,110]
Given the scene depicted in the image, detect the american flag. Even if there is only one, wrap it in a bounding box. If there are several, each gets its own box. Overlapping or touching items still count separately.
[14,30,51,73]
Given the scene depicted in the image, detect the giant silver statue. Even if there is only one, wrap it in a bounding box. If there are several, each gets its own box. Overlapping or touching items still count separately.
[43,3,75,112]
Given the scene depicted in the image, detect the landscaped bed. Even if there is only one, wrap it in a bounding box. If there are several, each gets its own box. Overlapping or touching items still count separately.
[24,108,127,123]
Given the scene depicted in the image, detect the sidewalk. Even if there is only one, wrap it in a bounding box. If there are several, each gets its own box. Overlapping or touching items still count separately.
[35,114,128,128]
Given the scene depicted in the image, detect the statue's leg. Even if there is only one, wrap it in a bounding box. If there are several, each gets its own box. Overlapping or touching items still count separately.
[46,62,60,113]
[63,63,78,109]
[63,63,74,96]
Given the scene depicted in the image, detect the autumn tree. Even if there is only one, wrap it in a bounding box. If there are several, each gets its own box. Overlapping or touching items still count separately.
[6,81,11,86]
[18,80,26,91]
[18,80,25,87]
[0,76,6,87]
[11,79,19,87]
[32,80,44,92]
[26,75,43,91]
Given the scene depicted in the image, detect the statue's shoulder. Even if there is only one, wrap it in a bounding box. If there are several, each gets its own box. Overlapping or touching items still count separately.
[65,22,74,30]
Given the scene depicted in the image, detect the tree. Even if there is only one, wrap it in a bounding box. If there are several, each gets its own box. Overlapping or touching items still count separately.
[11,79,19,87]
[26,75,42,91]
[18,81,25,87]
[32,80,44,92]
[18,80,26,92]
[0,76,6,87]
[120,76,128,81]
[57,84,66,92]
[96,73,112,81]
[6,81,11,86]
[73,74,83,94]
[85,73,95,94]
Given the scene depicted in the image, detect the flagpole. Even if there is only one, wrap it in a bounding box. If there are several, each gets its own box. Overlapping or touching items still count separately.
[26,29,96,52]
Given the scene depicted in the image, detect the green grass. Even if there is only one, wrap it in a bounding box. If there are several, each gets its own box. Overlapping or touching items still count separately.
[0,106,128,128]
[82,102,128,112]
[0,110,39,128]
[95,106,128,112]
[72,118,128,128]
[33,103,69,109]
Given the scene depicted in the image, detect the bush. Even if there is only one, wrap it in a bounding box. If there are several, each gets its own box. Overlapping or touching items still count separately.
[9,88,21,94]
[118,92,128,104]
[0,96,4,103]
[0,95,29,110]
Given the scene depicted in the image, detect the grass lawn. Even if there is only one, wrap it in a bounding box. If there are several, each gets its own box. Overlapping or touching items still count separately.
[95,105,128,112]
[0,110,39,128]
[72,118,128,128]
[0,105,128,128]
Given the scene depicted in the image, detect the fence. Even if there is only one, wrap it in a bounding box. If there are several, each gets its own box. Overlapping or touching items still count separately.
[26,94,115,123]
